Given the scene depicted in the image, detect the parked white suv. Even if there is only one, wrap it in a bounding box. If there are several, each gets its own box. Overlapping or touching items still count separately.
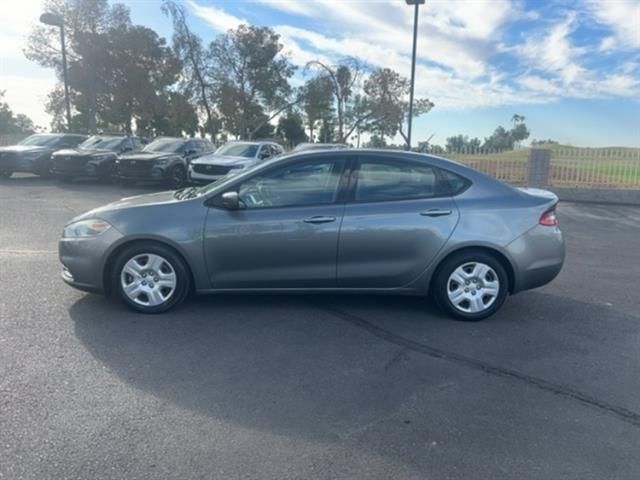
[188,141,285,184]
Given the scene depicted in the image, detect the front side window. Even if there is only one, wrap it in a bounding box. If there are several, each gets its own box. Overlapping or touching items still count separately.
[237,159,344,209]
[354,159,438,203]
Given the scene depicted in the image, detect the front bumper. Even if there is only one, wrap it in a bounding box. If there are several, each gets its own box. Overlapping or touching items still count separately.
[58,227,124,293]
[506,224,565,293]
[188,168,227,185]
[117,163,169,183]
[52,158,113,178]
[0,154,45,174]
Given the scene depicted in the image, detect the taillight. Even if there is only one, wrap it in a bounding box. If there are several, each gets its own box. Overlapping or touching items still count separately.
[539,209,558,226]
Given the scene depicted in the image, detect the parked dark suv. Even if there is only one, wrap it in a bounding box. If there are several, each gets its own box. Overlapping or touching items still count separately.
[0,133,87,178]
[51,135,145,181]
[116,137,214,188]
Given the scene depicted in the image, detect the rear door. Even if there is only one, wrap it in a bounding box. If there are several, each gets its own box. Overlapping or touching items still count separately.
[337,155,459,288]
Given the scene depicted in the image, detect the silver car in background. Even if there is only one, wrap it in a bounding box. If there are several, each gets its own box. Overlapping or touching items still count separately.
[188,140,284,184]
[59,149,564,321]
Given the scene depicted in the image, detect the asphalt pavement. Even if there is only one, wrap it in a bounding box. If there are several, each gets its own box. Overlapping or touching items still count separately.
[1,175,639,480]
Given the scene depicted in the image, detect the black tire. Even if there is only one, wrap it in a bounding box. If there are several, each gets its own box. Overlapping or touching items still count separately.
[432,250,509,321]
[112,242,191,314]
[166,165,186,189]
[0,171,12,179]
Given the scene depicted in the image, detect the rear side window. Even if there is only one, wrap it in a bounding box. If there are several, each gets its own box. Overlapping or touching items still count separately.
[440,169,470,195]
[354,159,438,202]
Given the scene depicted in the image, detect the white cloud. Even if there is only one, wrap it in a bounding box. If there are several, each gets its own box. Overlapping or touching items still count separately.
[584,0,640,50]
[0,0,56,128]
[253,0,316,17]
[188,0,640,111]
[185,0,245,32]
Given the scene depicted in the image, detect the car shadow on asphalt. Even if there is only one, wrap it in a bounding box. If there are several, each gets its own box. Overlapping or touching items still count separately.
[67,290,640,474]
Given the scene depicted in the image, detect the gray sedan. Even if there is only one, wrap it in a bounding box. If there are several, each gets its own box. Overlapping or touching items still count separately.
[59,149,564,321]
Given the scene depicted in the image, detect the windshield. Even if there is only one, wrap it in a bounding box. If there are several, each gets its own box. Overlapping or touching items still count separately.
[143,138,186,153]
[215,143,259,158]
[78,136,123,151]
[18,134,64,147]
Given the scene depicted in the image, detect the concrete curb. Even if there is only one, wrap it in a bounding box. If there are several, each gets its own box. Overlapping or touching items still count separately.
[549,187,640,206]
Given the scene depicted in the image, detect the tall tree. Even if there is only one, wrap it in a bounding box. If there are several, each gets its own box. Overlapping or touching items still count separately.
[208,25,296,139]
[364,67,434,147]
[277,112,307,148]
[306,58,363,142]
[161,0,216,136]
[25,0,132,132]
[0,91,36,134]
[302,75,333,141]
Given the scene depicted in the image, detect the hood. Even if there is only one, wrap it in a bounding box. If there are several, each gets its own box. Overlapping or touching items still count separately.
[192,154,254,167]
[54,148,116,157]
[118,152,175,161]
[70,190,182,223]
[0,145,52,154]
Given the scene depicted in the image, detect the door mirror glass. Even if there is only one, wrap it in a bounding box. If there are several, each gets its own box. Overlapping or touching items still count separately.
[221,191,240,210]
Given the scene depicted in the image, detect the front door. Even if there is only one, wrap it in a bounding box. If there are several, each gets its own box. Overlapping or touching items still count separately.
[203,156,348,289]
[337,156,459,288]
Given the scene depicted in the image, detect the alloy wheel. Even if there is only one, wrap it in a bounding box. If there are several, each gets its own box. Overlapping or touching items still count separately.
[446,261,500,314]
[120,253,177,307]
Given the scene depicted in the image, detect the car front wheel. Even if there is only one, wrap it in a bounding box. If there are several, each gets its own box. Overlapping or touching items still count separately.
[166,165,186,189]
[113,243,191,313]
[433,251,508,321]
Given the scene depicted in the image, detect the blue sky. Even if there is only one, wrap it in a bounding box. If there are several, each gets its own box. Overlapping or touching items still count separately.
[1,0,639,146]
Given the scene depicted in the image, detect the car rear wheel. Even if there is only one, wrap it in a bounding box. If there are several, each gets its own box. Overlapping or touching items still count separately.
[113,243,191,313]
[166,165,186,189]
[433,251,508,321]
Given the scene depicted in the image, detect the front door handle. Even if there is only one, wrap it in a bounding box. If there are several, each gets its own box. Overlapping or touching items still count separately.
[303,215,336,224]
[420,209,452,217]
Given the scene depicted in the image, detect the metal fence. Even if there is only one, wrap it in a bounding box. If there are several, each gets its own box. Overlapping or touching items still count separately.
[433,147,640,190]
[547,148,640,189]
[0,133,29,146]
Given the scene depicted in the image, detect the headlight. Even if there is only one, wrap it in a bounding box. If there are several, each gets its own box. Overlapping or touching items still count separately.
[155,158,171,166]
[63,219,112,238]
[92,155,112,162]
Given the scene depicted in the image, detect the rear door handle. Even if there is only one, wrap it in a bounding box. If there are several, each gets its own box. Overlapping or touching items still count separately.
[420,209,452,217]
[303,215,336,224]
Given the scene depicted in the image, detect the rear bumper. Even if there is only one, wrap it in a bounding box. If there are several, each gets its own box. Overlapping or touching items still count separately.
[506,224,565,293]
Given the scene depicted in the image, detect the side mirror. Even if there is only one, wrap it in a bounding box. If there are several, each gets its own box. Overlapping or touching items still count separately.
[221,191,240,210]
[121,146,132,152]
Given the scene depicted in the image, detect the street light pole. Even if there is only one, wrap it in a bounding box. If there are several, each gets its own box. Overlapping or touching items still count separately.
[40,13,72,132]
[405,0,425,151]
